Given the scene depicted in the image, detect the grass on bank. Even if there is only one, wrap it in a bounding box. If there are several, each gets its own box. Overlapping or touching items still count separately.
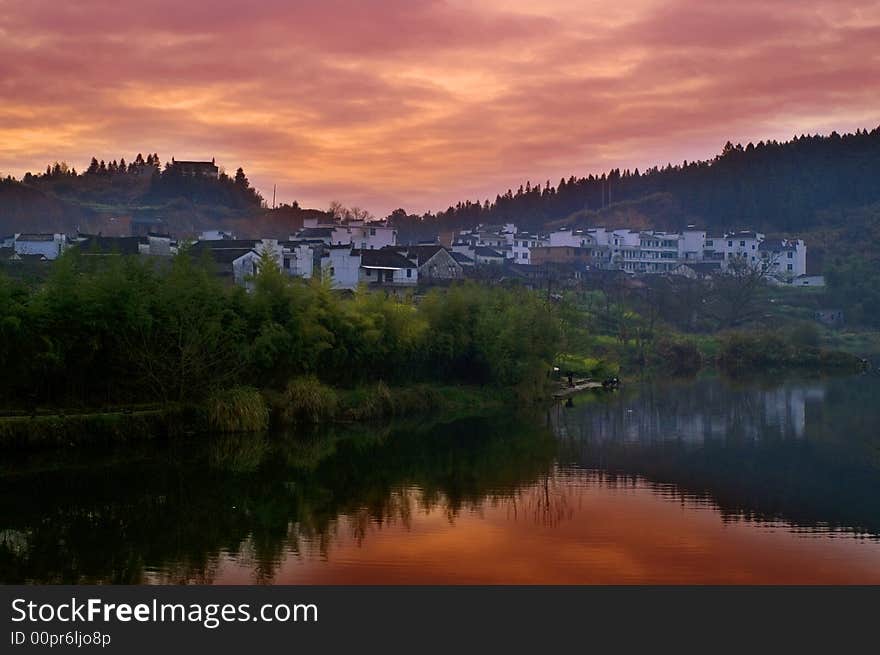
[0,381,515,451]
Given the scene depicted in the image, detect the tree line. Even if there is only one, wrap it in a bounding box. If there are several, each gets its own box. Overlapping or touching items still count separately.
[13,153,264,211]
[0,250,560,408]
[387,127,880,239]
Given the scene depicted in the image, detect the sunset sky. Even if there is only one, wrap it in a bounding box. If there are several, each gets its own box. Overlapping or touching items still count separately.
[1,0,878,215]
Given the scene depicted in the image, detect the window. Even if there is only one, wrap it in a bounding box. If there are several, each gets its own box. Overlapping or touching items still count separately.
[740,240,746,247]
[706,240,714,247]
[788,251,793,258]
[366,269,372,276]
[728,240,733,247]
[370,228,376,236]
[406,268,412,278]
[787,264,793,271]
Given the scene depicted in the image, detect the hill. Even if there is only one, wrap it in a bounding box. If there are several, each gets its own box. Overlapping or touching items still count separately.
[0,157,325,238]
[391,127,880,239]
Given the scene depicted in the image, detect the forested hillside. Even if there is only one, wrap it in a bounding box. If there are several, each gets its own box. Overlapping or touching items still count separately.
[389,127,880,238]
[0,154,321,237]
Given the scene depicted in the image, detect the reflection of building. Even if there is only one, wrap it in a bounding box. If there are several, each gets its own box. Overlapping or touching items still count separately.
[550,379,827,446]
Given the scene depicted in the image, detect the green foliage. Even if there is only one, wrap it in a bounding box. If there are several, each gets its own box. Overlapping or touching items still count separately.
[648,337,703,376]
[274,376,339,425]
[716,329,862,374]
[553,354,618,379]
[204,387,269,433]
[0,256,565,412]
[826,255,880,327]
[0,411,166,450]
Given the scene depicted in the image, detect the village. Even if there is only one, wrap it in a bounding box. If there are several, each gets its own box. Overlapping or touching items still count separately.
[1,213,821,292]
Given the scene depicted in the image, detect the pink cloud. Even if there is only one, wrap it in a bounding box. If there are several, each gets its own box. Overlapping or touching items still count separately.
[0,0,877,215]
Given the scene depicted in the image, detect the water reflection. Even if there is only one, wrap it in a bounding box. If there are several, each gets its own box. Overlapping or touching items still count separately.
[1,374,879,584]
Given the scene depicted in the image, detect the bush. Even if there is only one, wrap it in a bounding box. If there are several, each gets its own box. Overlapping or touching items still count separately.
[716,330,861,373]
[275,376,338,425]
[554,354,618,379]
[650,337,703,376]
[205,387,269,432]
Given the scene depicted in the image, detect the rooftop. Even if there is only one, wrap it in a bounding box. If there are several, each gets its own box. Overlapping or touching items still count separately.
[357,249,416,270]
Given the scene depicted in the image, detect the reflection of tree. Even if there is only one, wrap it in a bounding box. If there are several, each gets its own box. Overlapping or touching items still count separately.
[552,375,880,538]
[0,413,557,583]
[503,470,575,529]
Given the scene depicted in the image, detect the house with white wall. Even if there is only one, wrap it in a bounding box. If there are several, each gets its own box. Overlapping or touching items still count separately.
[321,245,362,290]
[357,249,418,287]
[296,218,397,249]
[758,238,807,280]
[13,233,68,260]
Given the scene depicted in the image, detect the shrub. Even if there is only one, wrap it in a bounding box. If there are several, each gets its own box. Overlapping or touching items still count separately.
[651,337,703,376]
[276,376,338,425]
[343,381,394,421]
[554,354,618,379]
[205,387,269,432]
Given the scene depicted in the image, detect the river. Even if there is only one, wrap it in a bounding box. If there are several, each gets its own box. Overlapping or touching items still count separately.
[2,373,879,584]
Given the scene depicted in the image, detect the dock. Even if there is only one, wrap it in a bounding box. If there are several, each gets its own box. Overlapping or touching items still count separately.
[552,379,604,399]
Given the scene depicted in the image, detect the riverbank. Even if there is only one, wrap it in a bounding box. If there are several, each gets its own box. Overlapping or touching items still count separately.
[0,382,516,451]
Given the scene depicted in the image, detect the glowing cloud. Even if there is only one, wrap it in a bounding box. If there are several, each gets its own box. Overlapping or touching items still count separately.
[1,0,877,214]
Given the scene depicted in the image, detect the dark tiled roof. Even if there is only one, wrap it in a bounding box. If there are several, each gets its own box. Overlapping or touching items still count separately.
[207,248,257,264]
[191,239,260,251]
[474,246,504,258]
[297,227,335,238]
[450,252,474,265]
[78,236,144,255]
[759,238,798,252]
[357,249,416,269]
[16,233,56,241]
[172,160,217,168]
[401,245,445,265]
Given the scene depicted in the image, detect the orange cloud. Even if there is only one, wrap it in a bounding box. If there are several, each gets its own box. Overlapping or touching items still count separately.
[0,0,878,215]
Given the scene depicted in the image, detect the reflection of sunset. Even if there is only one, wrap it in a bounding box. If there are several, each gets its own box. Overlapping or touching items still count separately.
[209,472,880,585]
[2,1,878,213]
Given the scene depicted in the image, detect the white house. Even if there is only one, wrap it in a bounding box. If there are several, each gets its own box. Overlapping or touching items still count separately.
[321,245,362,290]
[758,238,807,280]
[512,232,548,264]
[13,233,67,260]
[357,249,418,286]
[281,243,314,279]
[296,218,397,249]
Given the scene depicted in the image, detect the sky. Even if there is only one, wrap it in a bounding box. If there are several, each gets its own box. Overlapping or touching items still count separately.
[1,0,878,216]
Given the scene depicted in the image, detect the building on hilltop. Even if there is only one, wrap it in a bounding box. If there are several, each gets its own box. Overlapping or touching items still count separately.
[170,158,219,178]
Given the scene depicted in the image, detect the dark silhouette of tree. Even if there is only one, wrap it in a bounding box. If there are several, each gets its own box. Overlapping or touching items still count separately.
[393,127,880,237]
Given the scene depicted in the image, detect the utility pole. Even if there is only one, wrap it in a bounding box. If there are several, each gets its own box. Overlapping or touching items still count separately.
[272,184,276,210]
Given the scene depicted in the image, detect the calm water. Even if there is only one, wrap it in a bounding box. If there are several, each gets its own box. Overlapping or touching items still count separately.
[2,374,880,584]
